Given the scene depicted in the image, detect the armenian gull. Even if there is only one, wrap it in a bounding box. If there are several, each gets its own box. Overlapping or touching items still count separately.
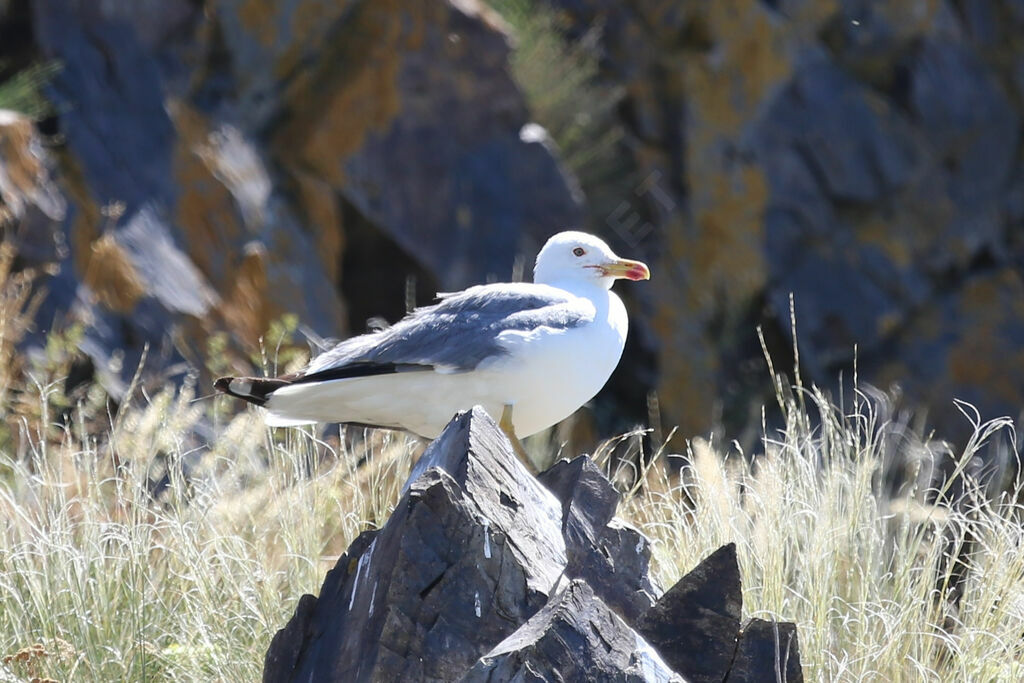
[214,231,650,450]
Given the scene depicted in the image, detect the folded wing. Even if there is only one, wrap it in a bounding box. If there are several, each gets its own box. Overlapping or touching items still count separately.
[301,282,594,378]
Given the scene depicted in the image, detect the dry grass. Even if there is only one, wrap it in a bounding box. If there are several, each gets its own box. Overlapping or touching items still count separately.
[1,385,420,681]
[612,386,1024,681]
[1,367,1022,680]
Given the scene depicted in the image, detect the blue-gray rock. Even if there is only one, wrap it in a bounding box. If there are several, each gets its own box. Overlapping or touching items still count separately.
[264,408,569,681]
[635,543,743,683]
[539,455,660,622]
[11,0,582,406]
[727,618,803,683]
[463,579,682,683]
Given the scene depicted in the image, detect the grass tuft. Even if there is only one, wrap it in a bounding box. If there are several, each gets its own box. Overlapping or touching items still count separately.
[614,384,1024,681]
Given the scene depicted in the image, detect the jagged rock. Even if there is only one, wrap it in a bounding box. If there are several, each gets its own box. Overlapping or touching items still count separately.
[873,267,1024,431]
[462,579,682,683]
[538,456,659,622]
[728,619,803,683]
[267,0,584,292]
[262,594,318,683]
[264,407,568,681]
[28,0,346,392]
[635,543,742,683]
[264,410,801,682]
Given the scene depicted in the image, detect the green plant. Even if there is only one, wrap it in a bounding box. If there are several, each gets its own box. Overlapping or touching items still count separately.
[488,0,637,222]
[0,61,60,119]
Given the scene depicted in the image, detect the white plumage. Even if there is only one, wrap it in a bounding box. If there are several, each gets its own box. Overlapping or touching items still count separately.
[216,231,650,439]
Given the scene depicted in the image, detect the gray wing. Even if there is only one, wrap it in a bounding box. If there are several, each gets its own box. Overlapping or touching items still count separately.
[300,283,593,381]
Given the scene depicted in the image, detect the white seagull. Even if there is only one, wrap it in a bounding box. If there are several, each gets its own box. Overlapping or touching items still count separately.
[215,231,649,449]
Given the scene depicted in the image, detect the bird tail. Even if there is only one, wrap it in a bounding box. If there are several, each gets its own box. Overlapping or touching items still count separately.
[214,376,292,407]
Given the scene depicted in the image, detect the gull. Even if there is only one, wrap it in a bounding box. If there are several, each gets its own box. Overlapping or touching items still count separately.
[214,231,650,456]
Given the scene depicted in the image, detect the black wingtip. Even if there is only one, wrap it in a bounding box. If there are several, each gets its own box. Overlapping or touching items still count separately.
[214,375,293,406]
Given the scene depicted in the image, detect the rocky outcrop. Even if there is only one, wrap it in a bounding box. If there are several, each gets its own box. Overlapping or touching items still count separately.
[263,408,802,682]
[4,0,1022,446]
[550,0,1024,441]
[2,0,581,398]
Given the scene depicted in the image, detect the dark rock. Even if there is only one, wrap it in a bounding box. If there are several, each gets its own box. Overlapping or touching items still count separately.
[905,41,1019,210]
[538,455,619,530]
[727,618,803,683]
[636,543,743,683]
[539,456,660,622]
[27,0,347,394]
[263,411,801,681]
[462,579,682,683]
[32,0,180,212]
[752,52,930,376]
[262,593,320,683]
[264,407,568,681]
[9,0,1024,456]
[757,52,919,204]
[266,0,584,291]
[7,0,1024,456]
[873,267,1024,441]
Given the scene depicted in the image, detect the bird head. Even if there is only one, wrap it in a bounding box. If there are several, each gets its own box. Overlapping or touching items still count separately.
[533,231,650,290]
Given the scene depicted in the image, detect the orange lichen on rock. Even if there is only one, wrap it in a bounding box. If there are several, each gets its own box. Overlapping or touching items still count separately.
[650,0,797,434]
[946,269,1024,405]
[683,1,795,138]
[55,151,106,284]
[81,233,147,313]
[292,170,344,282]
[0,113,41,219]
[857,218,913,269]
[267,1,358,80]
[273,0,404,186]
[168,100,247,287]
[221,242,271,348]
[655,165,770,435]
[0,110,64,224]
[644,0,859,436]
[237,0,278,48]
[692,168,769,306]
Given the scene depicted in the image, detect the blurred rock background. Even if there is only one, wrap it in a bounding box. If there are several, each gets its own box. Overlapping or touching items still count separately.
[1,0,1023,449]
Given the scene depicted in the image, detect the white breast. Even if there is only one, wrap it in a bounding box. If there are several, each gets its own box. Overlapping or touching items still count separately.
[476,287,628,436]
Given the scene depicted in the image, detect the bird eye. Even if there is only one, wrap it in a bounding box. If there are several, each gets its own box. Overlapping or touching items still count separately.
[572,247,585,257]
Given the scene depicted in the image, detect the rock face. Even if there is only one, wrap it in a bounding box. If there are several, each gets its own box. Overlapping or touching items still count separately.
[263,408,802,682]
[548,0,1024,441]
[5,0,1020,446]
[2,0,581,398]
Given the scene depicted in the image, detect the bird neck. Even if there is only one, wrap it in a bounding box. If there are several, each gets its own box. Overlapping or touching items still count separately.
[546,277,613,305]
